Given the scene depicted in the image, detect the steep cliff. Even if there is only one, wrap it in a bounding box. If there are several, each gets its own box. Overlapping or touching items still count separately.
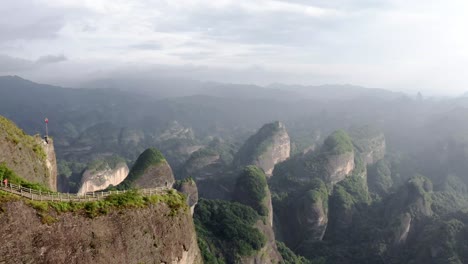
[116,148,174,189]
[0,191,202,264]
[272,130,354,185]
[349,126,386,166]
[234,166,283,263]
[175,177,199,215]
[234,121,290,176]
[77,157,129,195]
[385,175,433,245]
[0,115,57,190]
[320,130,355,184]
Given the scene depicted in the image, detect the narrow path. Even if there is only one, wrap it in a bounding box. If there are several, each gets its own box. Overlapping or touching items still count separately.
[0,183,169,202]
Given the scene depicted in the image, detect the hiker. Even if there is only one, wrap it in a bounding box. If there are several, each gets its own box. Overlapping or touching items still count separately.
[3,178,8,188]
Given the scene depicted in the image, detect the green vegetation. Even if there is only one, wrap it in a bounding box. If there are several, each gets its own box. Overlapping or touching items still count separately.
[116,148,166,190]
[348,125,383,153]
[87,155,126,171]
[276,241,313,264]
[0,163,53,192]
[321,130,353,155]
[234,166,268,216]
[20,189,186,222]
[0,116,46,161]
[234,121,283,167]
[173,176,195,190]
[368,159,393,196]
[195,199,266,263]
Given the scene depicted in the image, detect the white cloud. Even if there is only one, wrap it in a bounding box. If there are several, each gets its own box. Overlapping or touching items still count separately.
[1,0,468,95]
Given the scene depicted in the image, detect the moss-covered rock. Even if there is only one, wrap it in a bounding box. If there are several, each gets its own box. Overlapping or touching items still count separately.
[116,148,174,189]
[0,115,57,190]
[233,121,290,176]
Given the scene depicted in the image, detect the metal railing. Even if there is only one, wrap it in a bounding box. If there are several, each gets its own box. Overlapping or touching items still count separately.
[0,183,168,202]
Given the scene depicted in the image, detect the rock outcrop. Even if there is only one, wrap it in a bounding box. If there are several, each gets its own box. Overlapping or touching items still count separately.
[0,196,202,264]
[272,130,354,185]
[320,130,355,184]
[175,178,199,215]
[116,148,175,190]
[350,126,386,166]
[385,175,433,245]
[77,160,129,195]
[0,115,57,190]
[234,121,290,176]
[234,166,283,263]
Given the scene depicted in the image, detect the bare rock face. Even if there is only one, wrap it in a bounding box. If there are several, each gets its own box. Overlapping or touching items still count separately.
[117,148,175,190]
[40,137,58,191]
[182,153,222,180]
[320,130,355,185]
[0,200,202,264]
[324,152,355,185]
[349,126,386,166]
[77,162,129,195]
[0,116,57,190]
[234,121,290,177]
[175,178,199,215]
[133,161,175,188]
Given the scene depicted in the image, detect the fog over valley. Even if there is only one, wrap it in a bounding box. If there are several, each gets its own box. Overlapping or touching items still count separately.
[1,1,468,264]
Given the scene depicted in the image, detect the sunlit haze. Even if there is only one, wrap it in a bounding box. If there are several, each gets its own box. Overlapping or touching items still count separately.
[1,0,468,95]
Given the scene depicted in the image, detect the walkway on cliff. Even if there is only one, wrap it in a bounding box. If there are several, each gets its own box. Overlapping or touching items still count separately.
[0,183,168,202]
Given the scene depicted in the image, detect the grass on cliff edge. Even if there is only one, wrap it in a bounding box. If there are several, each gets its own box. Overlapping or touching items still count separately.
[0,163,53,192]
[0,115,47,162]
[321,130,354,155]
[0,189,187,222]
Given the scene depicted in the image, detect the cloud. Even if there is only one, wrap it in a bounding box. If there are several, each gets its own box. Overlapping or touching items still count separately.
[0,54,67,72]
[1,0,468,95]
[0,55,34,72]
[0,1,66,42]
[129,42,161,50]
[36,54,67,64]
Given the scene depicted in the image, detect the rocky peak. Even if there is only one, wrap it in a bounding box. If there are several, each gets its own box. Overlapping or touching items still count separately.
[233,166,283,263]
[116,148,174,189]
[320,130,355,184]
[77,157,129,195]
[234,121,290,177]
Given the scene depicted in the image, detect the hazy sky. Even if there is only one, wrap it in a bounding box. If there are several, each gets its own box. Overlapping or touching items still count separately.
[1,0,467,95]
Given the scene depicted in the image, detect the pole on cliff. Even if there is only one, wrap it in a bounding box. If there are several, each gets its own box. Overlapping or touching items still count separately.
[44,118,49,144]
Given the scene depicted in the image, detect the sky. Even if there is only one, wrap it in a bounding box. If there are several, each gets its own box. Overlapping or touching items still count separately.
[0,0,468,95]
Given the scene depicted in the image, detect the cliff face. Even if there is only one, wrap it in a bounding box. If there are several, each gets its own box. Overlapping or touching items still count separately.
[0,116,57,190]
[175,179,199,215]
[323,152,355,184]
[234,121,290,176]
[182,152,222,180]
[77,162,129,195]
[117,148,175,190]
[234,166,283,263]
[0,198,202,264]
[385,176,433,245]
[350,126,386,166]
[133,161,175,188]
